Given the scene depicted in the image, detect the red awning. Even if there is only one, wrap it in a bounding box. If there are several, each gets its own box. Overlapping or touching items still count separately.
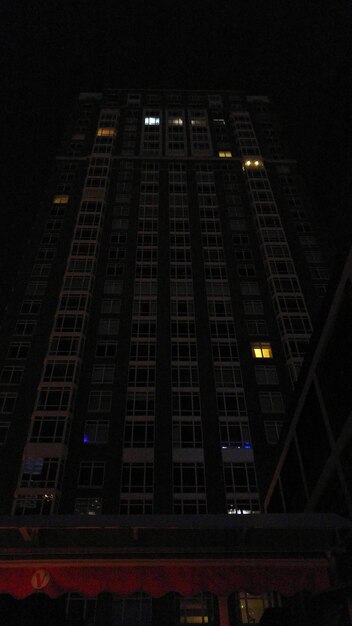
[0,559,330,599]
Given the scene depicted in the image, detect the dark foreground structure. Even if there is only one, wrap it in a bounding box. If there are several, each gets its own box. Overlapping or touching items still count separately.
[265,246,352,518]
[0,514,351,625]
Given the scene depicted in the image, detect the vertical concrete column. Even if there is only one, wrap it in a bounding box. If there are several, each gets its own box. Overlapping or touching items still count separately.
[218,595,230,626]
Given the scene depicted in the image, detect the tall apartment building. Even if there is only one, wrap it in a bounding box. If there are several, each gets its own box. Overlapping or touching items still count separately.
[0,90,331,521]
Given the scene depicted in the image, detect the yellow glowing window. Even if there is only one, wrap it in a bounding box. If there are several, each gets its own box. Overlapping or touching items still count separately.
[96,127,116,137]
[53,195,69,204]
[179,596,209,624]
[252,343,272,359]
[243,159,263,168]
[190,119,206,126]
[239,592,269,624]
[180,618,208,624]
[169,117,183,126]
[218,151,232,158]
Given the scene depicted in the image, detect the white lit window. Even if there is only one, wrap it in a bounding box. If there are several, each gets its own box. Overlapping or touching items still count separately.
[227,498,260,515]
[144,116,160,125]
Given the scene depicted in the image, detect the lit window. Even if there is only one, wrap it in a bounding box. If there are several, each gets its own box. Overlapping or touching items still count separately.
[177,592,216,623]
[169,117,183,126]
[227,498,260,514]
[53,195,69,204]
[144,117,160,125]
[96,127,116,136]
[251,343,272,359]
[218,151,232,158]
[243,159,263,169]
[239,592,271,623]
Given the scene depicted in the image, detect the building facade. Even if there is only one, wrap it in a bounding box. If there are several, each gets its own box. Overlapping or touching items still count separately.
[0,90,331,522]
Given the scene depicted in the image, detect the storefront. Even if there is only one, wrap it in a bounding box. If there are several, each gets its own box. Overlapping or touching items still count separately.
[0,514,350,625]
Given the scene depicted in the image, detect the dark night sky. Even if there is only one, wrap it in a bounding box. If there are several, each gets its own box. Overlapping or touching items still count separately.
[1,0,352,303]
